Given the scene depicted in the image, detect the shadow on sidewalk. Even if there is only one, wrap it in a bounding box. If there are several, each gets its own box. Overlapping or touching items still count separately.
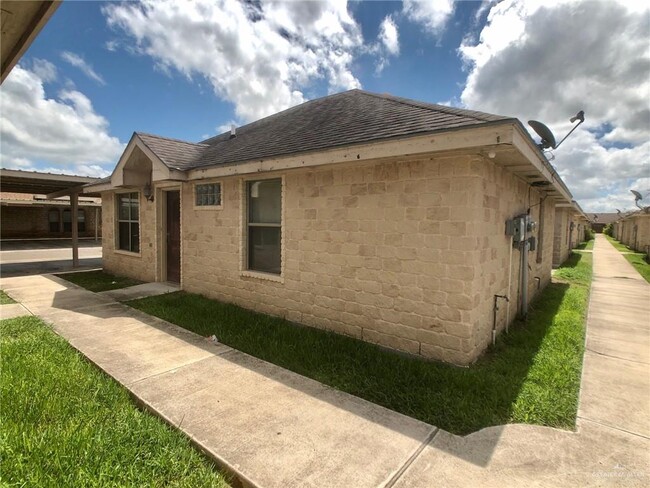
[25,260,580,468]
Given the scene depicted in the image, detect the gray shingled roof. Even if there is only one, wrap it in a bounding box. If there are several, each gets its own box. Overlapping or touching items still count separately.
[137,133,208,170]
[134,89,513,172]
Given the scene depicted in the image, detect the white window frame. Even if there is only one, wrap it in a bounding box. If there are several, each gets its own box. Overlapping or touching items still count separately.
[240,175,284,282]
[115,191,141,255]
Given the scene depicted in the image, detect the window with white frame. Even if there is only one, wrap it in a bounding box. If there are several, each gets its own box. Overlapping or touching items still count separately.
[116,192,140,253]
[195,183,222,206]
[247,178,281,274]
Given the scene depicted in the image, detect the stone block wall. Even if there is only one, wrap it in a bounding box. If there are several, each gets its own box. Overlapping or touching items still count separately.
[553,208,570,267]
[469,157,554,359]
[102,153,558,366]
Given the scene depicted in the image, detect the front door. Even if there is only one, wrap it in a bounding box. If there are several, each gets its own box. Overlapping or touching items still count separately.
[166,190,181,283]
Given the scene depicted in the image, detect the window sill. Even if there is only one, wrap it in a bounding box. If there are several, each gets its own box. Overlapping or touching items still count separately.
[192,205,223,211]
[240,270,284,283]
[113,249,142,258]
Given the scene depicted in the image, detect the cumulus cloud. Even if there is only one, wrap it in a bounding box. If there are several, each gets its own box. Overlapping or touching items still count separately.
[458,0,650,212]
[103,0,364,122]
[0,65,123,175]
[31,58,57,83]
[403,0,455,34]
[379,15,400,55]
[372,15,400,74]
[61,51,106,85]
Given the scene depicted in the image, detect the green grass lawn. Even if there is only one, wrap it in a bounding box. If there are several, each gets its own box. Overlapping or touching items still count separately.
[604,235,650,283]
[128,252,592,435]
[57,270,143,292]
[575,239,594,250]
[0,290,15,304]
[0,316,229,487]
[605,234,633,252]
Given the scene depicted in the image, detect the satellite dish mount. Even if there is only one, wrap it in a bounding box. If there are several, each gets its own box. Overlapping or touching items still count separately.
[528,110,585,150]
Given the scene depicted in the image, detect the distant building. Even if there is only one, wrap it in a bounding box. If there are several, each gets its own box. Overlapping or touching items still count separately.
[587,213,618,233]
[0,192,101,240]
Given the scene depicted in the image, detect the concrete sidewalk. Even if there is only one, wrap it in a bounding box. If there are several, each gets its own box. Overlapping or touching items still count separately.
[1,234,648,487]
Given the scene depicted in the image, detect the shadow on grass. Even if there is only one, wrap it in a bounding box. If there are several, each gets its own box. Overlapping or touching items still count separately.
[23,253,589,469]
[127,254,589,439]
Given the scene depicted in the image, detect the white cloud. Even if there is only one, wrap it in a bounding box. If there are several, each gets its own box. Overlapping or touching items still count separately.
[372,15,401,74]
[402,0,454,34]
[379,15,399,55]
[61,51,106,85]
[31,58,57,83]
[458,0,650,212]
[0,65,123,176]
[103,0,364,122]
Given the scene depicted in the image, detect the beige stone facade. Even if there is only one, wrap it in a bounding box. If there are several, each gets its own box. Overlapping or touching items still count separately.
[552,206,588,268]
[102,152,556,365]
[614,213,650,255]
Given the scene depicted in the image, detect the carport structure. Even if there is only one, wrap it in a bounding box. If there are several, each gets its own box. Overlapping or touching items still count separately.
[0,169,102,267]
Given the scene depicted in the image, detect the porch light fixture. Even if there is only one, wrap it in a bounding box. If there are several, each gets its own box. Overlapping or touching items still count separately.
[143,182,154,202]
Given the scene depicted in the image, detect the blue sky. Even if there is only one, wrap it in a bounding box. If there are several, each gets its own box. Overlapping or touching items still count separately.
[0,0,648,212]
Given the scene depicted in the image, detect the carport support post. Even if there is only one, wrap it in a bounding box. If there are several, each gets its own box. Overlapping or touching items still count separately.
[71,192,79,267]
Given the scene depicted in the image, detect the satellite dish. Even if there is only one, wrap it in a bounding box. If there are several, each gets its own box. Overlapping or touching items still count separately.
[616,208,622,214]
[528,110,585,151]
[528,120,557,149]
[631,190,643,201]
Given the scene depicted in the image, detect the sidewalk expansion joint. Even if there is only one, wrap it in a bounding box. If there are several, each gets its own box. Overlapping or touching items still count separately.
[585,347,650,365]
[578,416,650,441]
[127,355,217,387]
[381,427,439,488]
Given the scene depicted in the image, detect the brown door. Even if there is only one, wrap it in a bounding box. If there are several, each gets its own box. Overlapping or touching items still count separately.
[166,190,181,283]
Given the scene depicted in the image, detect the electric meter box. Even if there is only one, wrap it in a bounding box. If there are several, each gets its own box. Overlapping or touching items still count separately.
[505,217,527,243]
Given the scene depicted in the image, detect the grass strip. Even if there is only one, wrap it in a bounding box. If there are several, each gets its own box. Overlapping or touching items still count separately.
[0,316,229,487]
[57,269,143,292]
[128,252,591,435]
[604,235,650,283]
[0,290,15,304]
[574,239,594,250]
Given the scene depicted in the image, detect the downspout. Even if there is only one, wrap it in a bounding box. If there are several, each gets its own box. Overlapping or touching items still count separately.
[520,238,530,319]
[506,236,514,333]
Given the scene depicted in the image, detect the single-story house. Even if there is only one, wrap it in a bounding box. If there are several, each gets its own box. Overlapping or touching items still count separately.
[85,89,577,365]
[613,211,650,255]
[552,201,589,268]
[587,212,618,233]
[0,192,101,240]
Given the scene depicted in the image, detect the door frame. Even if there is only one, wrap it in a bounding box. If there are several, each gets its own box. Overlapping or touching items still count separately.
[157,185,182,285]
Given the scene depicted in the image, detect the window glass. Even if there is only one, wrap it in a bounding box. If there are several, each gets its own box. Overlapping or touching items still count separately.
[248,179,281,224]
[195,183,221,206]
[49,210,59,233]
[248,227,281,274]
[247,178,281,274]
[117,193,140,252]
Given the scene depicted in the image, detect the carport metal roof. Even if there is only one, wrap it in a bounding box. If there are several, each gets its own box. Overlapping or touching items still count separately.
[0,168,102,197]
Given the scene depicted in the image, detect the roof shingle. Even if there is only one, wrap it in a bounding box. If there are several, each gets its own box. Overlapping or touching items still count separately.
[136,89,513,172]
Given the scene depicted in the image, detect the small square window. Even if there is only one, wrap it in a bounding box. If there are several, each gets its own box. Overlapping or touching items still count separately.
[195,183,222,207]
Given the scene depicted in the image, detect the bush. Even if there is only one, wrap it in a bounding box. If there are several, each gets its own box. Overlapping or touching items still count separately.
[603,224,613,237]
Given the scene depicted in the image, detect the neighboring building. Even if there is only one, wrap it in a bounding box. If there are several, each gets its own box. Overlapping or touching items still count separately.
[587,212,618,233]
[85,89,576,366]
[553,201,589,268]
[613,211,650,255]
[0,192,101,240]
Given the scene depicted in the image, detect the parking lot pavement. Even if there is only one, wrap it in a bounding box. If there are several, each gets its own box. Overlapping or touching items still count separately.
[0,239,102,277]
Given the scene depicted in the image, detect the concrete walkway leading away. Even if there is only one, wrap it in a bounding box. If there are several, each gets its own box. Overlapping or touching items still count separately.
[1,233,648,487]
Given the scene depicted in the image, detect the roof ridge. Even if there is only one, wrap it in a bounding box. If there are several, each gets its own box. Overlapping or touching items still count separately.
[356,90,509,122]
[136,131,209,146]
